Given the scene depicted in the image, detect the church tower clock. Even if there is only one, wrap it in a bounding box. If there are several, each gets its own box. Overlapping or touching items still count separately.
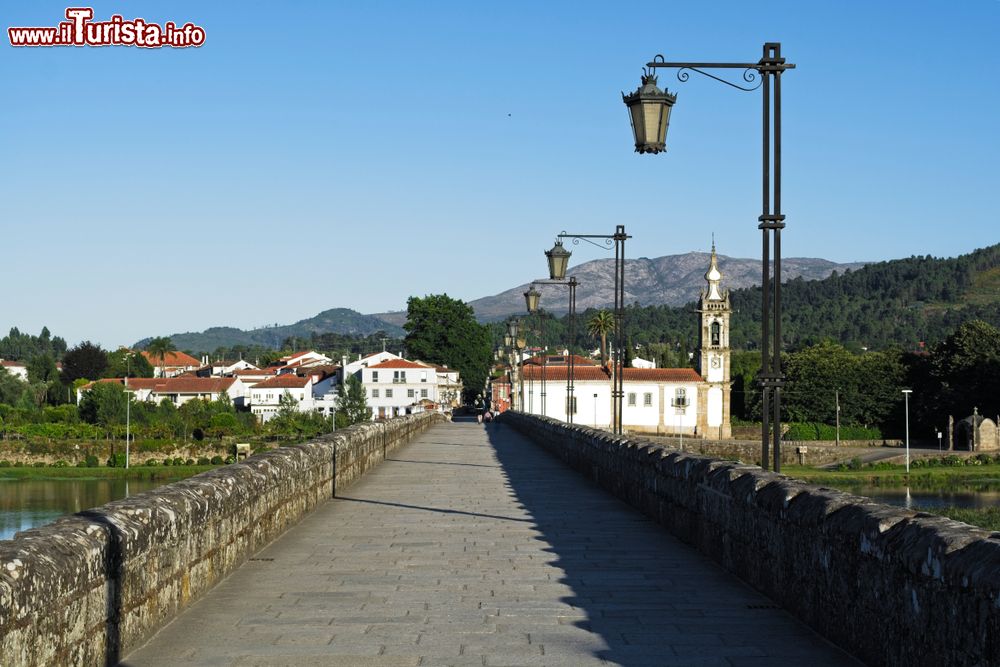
[696,243,732,439]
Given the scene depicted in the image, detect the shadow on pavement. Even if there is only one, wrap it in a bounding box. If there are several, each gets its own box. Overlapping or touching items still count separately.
[484,421,857,667]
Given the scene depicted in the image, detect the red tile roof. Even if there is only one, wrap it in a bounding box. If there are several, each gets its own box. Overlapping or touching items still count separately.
[234,368,275,377]
[523,354,597,367]
[518,366,703,383]
[253,374,311,389]
[521,366,610,381]
[623,368,703,382]
[1,360,25,368]
[369,359,432,370]
[141,350,201,368]
[91,377,237,393]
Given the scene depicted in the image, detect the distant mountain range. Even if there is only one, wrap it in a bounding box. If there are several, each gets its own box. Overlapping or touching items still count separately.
[462,252,869,320]
[138,252,867,353]
[134,308,405,353]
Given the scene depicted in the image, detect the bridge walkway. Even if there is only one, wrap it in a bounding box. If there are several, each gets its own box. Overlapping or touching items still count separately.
[123,419,859,667]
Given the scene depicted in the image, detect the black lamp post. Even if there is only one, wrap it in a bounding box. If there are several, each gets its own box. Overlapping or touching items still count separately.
[539,242,579,425]
[557,227,630,435]
[506,318,523,411]
[625,42,794,472]
[523,285,545,416]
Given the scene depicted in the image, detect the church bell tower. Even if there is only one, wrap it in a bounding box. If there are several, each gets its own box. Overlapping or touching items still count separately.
[696,242,732,439]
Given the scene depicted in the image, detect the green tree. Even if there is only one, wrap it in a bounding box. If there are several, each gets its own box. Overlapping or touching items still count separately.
[145,337,177,377]
[61,341,108,385]
[587,310,614,367]
[335,375,371,427]
[404,294,491,401]
[78,382,127,428]
[106,349,154,378]
[27,353,59,384]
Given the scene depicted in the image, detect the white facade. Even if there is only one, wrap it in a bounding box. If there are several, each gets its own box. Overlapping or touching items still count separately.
[0,361,28,381]
[362,360,438,420]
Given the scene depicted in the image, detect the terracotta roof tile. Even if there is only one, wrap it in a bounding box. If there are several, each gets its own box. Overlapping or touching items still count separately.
[140,350,201,368]
[253,375,311,389]
[369,359,432,370]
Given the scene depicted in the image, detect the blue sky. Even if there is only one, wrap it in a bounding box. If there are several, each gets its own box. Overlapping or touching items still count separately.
[1,1,997,347]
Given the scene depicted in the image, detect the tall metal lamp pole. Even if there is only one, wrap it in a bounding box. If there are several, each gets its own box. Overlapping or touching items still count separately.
[625,42,794,471]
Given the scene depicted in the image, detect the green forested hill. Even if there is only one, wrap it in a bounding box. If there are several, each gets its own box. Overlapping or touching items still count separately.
[728,243,1000,350]
[526,244,1000,354]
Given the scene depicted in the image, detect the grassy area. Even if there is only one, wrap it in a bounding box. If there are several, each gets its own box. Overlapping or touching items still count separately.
[0,464,220,481]
[783,463,1000,489]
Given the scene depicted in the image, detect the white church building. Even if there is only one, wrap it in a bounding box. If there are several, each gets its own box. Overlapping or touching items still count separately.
[515,247,732,439]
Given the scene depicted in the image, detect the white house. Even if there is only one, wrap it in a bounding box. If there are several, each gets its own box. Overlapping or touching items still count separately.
[80,377,246,407]
[250,374,313,422]
[141,350,202,378]
[0,360,28,381]
[249,366,340,422]
[361,358,438,420]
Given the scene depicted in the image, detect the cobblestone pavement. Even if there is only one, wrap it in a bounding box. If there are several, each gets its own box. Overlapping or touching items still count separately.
[123,420,860,667]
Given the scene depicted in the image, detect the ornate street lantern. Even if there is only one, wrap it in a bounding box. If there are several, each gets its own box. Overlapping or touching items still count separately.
[503,333,513,348]
[622,72,676,154]
[506,318,519,338]
[524,284,541,314]
[545,240,571,281]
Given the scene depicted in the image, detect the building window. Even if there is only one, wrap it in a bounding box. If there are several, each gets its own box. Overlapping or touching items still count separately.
[643,392,652,407]
[394,370,405,383]
[372,371,379,383]
[421,389,428,398]
[421,371,427,382]
[627,392,636,406]
[385,388,393,398]
[407,389,415,398]
[711,322,721,346]
[566,396,577,414]
[372,389,379,398]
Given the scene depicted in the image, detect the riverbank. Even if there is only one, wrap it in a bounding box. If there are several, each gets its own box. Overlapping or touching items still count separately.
[0,464,218,481]
[785,462,1000,531]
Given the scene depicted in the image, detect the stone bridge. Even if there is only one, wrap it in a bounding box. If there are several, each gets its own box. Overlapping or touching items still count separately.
[2,411,999,665]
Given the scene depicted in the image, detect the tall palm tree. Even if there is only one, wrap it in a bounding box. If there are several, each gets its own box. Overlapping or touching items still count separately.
[146,336,176,378]
[587,310,614,368]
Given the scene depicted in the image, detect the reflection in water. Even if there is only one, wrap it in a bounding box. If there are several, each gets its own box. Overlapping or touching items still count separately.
[0,477,176,541]
[857,485,1000,510]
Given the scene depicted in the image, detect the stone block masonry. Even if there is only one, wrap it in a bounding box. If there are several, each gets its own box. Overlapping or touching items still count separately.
[0,412,444,667]
[503,412,1000,666]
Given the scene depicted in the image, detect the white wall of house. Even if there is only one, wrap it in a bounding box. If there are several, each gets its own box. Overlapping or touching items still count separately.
[521,380,700,434]
[362,366,438,420]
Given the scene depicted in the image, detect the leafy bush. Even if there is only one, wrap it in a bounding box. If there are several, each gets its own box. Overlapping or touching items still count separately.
[210,455,223,465]
[172,457,184,466]
[185,458,195,466]
[197,457,210,465]
[51,460,69,467]
[911,458,926,468]
[33,461,46,468]
[162,458,172,466]
[146,459,159,466]
[76,460,88,467]
[106,453,127,468]
[85,454,99,468]
[0,460,10,468]
[944,455,963,467]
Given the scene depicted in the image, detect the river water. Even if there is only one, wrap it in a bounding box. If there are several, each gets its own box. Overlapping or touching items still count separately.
[0,477,181,541]
[854,485,1000,510]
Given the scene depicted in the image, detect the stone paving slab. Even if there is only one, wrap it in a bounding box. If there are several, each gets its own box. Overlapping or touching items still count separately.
[122,420,861,667]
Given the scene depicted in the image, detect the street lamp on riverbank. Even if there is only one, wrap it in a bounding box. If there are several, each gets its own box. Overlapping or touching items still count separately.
[902,389,913,473]
[625,43,794,470]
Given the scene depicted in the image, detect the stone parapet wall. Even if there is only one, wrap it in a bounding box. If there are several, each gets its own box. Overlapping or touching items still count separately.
[503,412,1000,666]
[0,412,443,666]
